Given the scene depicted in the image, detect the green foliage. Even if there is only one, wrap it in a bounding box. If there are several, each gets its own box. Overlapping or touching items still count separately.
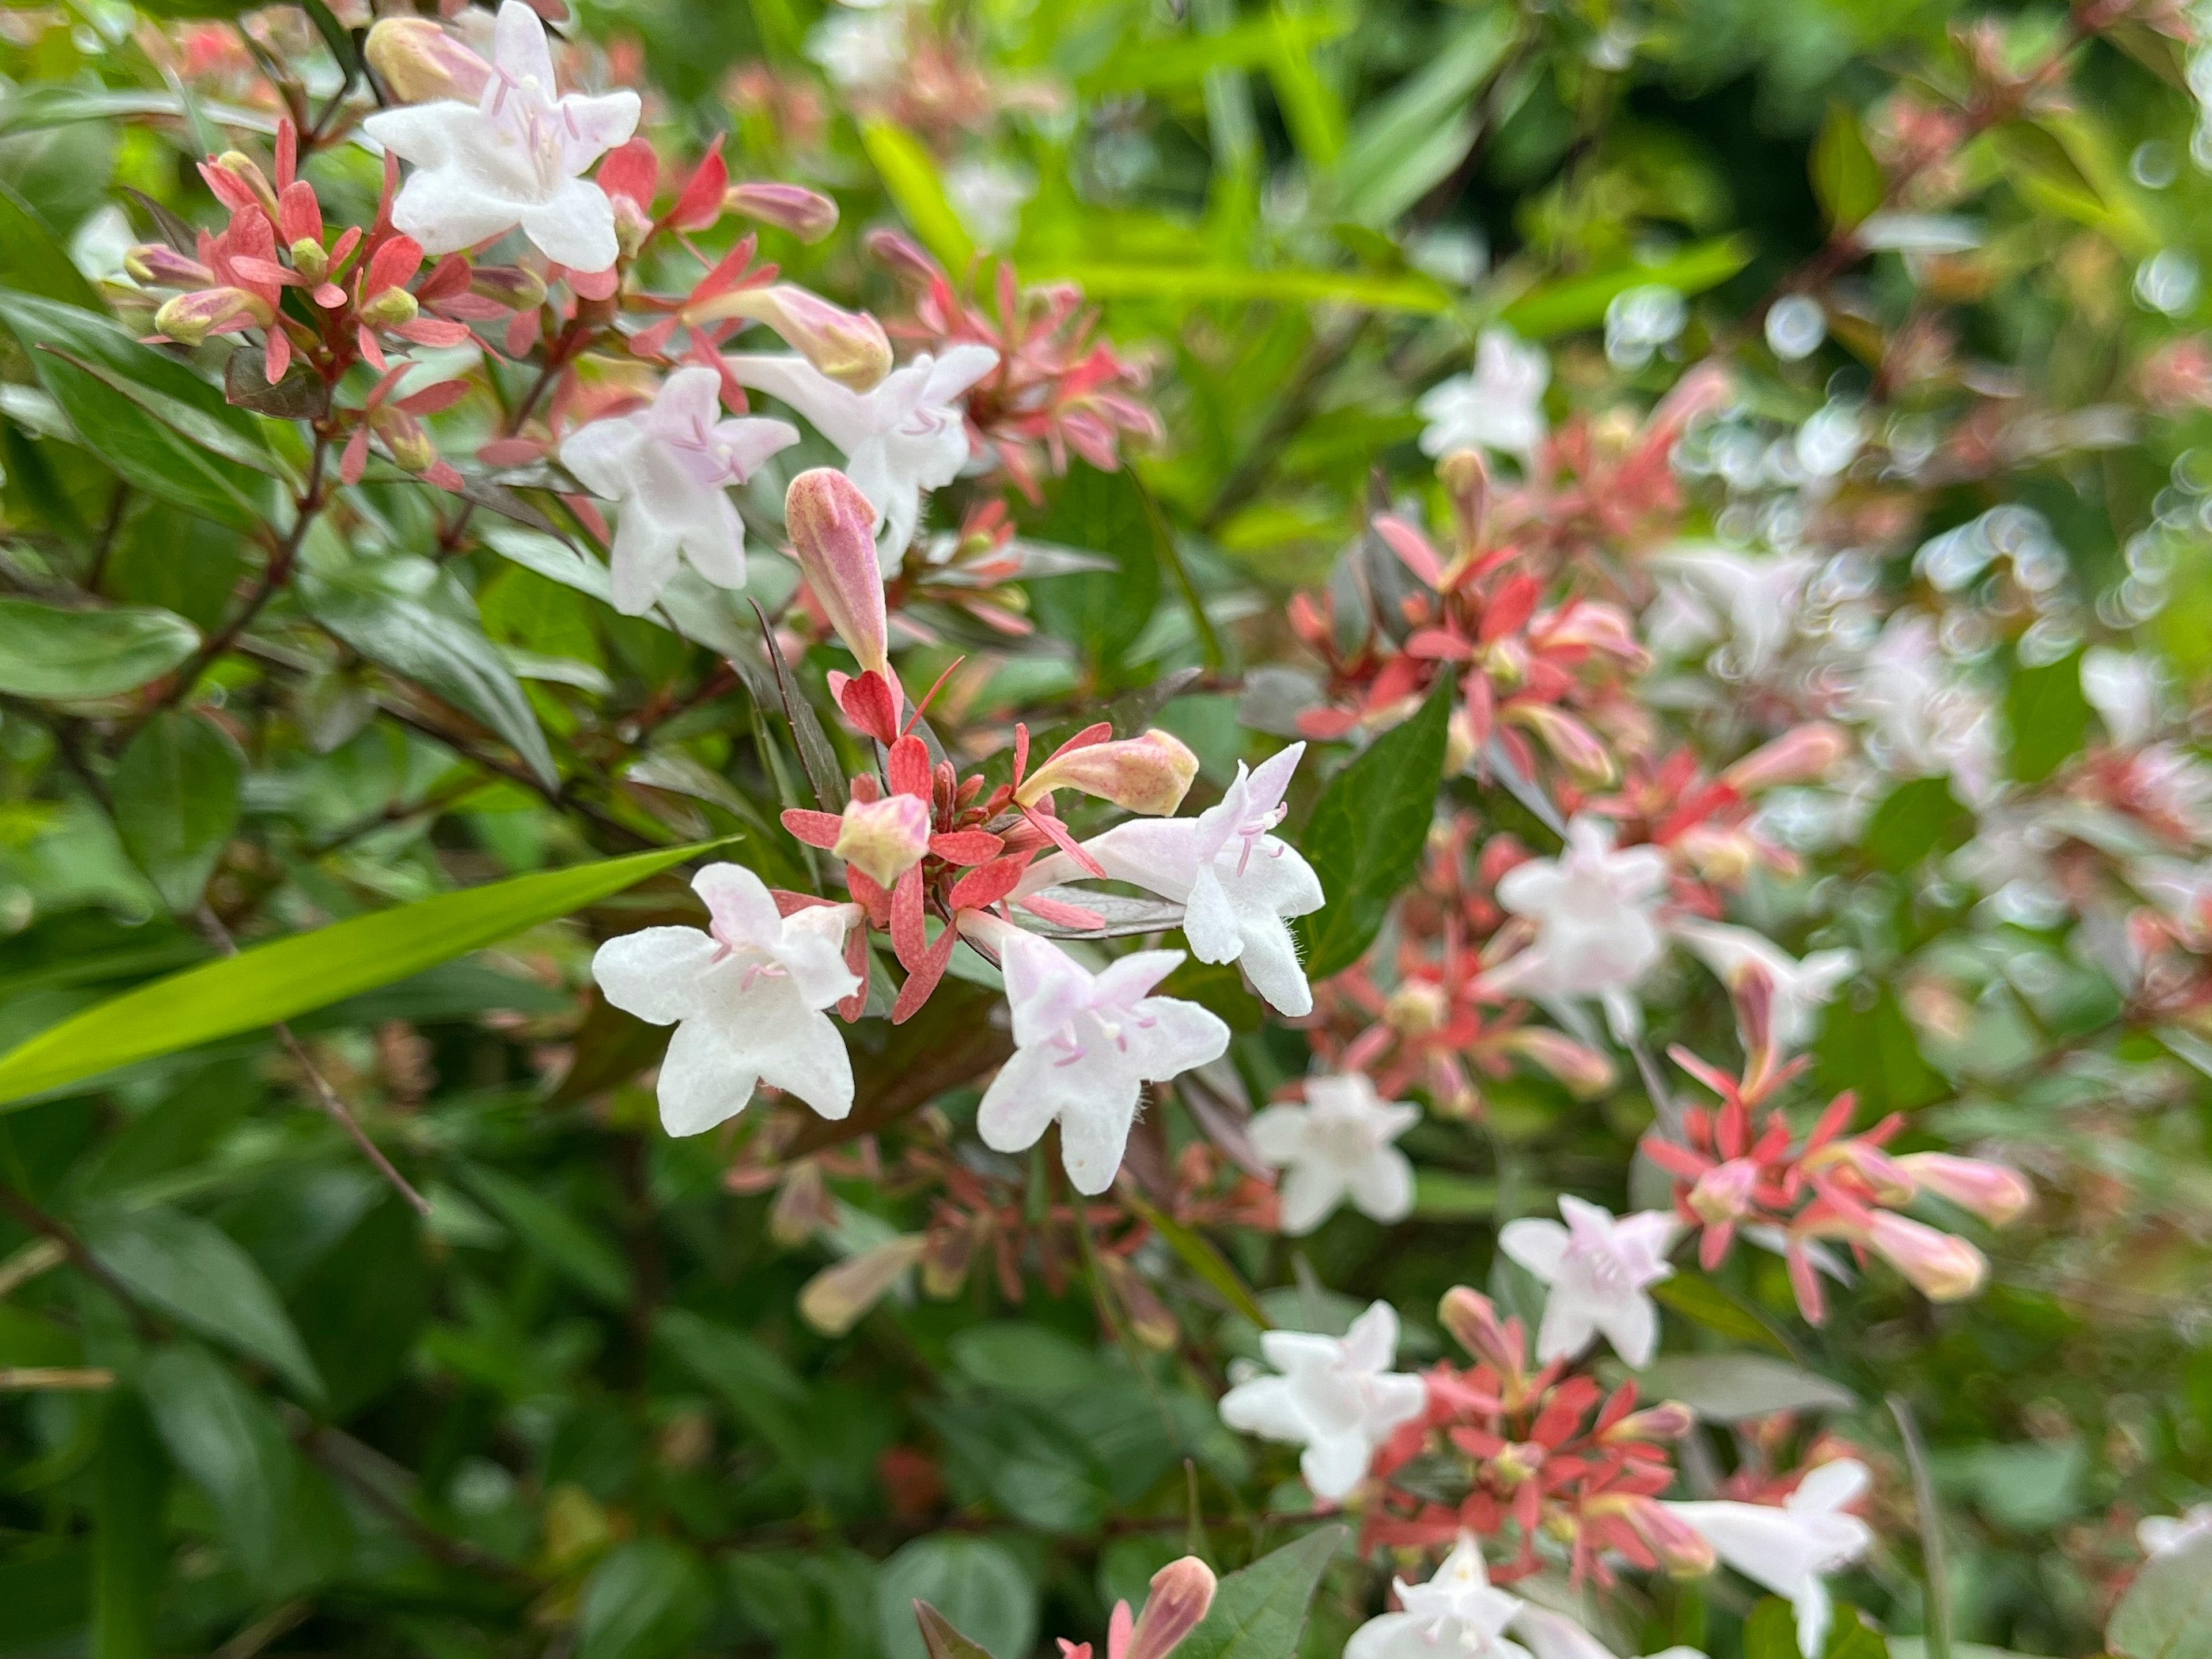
[2108,1533,2212,1659]
[0,598,199,700]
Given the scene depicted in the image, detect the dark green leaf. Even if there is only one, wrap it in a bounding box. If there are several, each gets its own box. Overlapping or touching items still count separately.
[752,597,847,810]
[874,1536,1036,1659]
[578,1539,714,1659]
[90,1391,169,1659]
[111,711,242,912]
[0,179,100,305]
[1634,1354,1856,1421]
[2006,650,2092,783]
[1176,1525,1346,1659]
[1861,777,1972,872]
[0,597,199,700]
[1744,1596,1804,1659]
[464,1164,632,1307]
[1022,464,1165,684]
[1812,101,1884,230]
[1649,1275,1791,1354]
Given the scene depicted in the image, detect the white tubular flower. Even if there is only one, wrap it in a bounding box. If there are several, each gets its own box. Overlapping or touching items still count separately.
[1848,612,2000,805]
[1416,327,1549,471]
[1077,743,1325,1017]
[2082,645,2161,748]
[1249,1074,1419,1235]
[1498,1196,1677,1369]
[361,1,641,270]
[1345,1533,1529,1659]
[1665,1460,1874,1658]
[590,863,859,1135]
[559,368,800,615]
[723,346,999,567]
[1482,816,1669,1040]
[1668,918,1857,1047]
[1218,1301,1426,1502]
[2141,1502,2212,1558]
[1512,1607,1707,1659]
[971,926,1229,1196]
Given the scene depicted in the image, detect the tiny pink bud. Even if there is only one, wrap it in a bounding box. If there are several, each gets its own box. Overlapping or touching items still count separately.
[786,468,889,673]
[1601,1400,1698,1443]
[1123,1557,1217,1659]
[1606,1494,1718,1577]
[1818,1139,1915,1205]
[1502,703,1617,786]
[833,794,932,889]
[1016,729,1199,815]
[213,151,279,220]
[153,286,271,346]
[1439,1285,1523,1377]
[371,408,437,474]
[1490,1027,1615,1099]
[693,283,892,389]
[1689,1158,1760,1226]
[725,181,841,243]
[126,244,212,287]
[1865,1211,1987,1302]
[1893,1153,2033,1227]
[1722,722,1851,792]
[365,16,492,104]
[471,264,549,310]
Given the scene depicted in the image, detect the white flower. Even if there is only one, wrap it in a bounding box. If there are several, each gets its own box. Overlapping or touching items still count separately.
[1482,816,1669,1039]
[1848,612,2000,805]
[559,368,799,615]
[944,158,1033,249]
[1417,327,1548,469]
[724,347,999,568]
[805,2,907,90]
[362,1,641,270]
[1512,1605,1706,1659]
[1249,1074,1418,1235]
[2141,1502,2212,1558]
[1346,1533,1528,1659]
[1498,1196,1676,1369]
[2082,646,2161,748]
[1646,543,1817,677]
[973,928,1229,1196]
[1077,744,1327,1017]
[1668,919,1856,1047]
[1219,1301,1427,1502]
[1666,1460,1874,1658]
[591,863,859,1135]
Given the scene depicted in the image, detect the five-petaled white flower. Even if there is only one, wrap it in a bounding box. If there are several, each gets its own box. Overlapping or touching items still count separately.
[1668,919,1857,1048]
[362,1,641,271]
[1666,1460,1874,1658]
[724,346,999,567]
[1249,1074,1419,1236]
[1218,1300,1426,1502]
[1416,327,1549,471]
[1482,815,1669,1040]
[1345,1532,1528,1659]
[1078,743,1327,1017]
[591,863,859,1135]
[560,367,799,615]
[1498,1196,1677,1369]
[970,925,1229,1196]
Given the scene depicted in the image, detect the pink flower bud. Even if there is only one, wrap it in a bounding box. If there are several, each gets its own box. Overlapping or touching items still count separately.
[1122,1557,1217,1659]
[725,181,840,243]
[1689,1158,1760,1226]
[1865,1211,1987,1302]
[692,283,892,389]
[833,794,932,889]
[1502,703,1617,785]
[1893,1153,2033,1226]
[1601,1400,1698,1443]
[1439,1286,1524,1377]
[470,264,548,310]
[126,244,212,288]
[1601,1494,1718,1577]
[1722,722,1851,793]
[1817,1138,1915,1204]
[1016,729,1199,815]
[373,408,439,475]
[786,468,889,673]
[364,16,492,104]
[213,151,279,220]
[153,286,271,346]
[1489,1027,1616,1099]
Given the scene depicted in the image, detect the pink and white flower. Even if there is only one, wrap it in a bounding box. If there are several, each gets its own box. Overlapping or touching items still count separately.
[1498,1196,1677,1369]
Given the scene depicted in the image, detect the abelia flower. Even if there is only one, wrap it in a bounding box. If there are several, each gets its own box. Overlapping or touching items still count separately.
[362,2,641,271]
[1075,744,1326,1017]
[1418,327,1550,471]
[725,346,1001,566]
[1512,1607,1706,1659]
[2141,1503,2212,1558]
[1669,919,1856,1047]
[1498,1196,1676,1369]
[1665,1460,1874,1657]
[785,467,892,674]
[590,863,861,1134]
[1248,1073,1419,1235]
[559,366,799,614]
[1218,1300,1427,1502]
[963,920,1229,1195]
[1057,1557,1218,1659]
[1482,816,1669,1039]
[1346,1533,1530,1659]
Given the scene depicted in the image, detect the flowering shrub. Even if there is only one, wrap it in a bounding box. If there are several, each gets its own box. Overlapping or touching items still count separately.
[5,0,2212,1656]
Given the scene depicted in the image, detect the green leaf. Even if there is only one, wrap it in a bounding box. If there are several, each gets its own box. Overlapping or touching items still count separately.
[655,1309,809,1472]
[1744,1596,1804,1659]
[298,556,559,789]
[0,839,718,1107]
[1498,238,1752,339]
[915,1602,999,1659]
[44,347,290,479]
[463,1164,633,1308]
[90,1392,169,1659]
[1649,1275,1791,1354]
[1332,10,1517,227]
[1265,6,1346,168]
[1176,1525,1346,1659]
[1634,1354,1856,1421]
[2111,1533,2212,1658]
[1022,464,1164,682]
[1086,9,1354,91]
[861,121,975,271]
[1824,1608,1893,1659]
[1123,1194,1271,1327]
[1297,679,1451,979]
[0,597,199,700]
[0,291,277,527]
[82,1205,325,1400]
[578,1539,714,1659]
[0,180,100,306]
[110,712,242,913]
[1812,101,1884,230]
[1861,777,1972,872]
[874,1536,1036,1659]
[1029,262,1453,315]
[2006,649,2092,783]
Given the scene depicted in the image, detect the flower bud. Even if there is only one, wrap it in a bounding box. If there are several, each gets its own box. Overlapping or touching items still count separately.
[126,244,211,288]
[1601,1400,1698,1443]
[1865,1211,1987,1301]
[725,181,840,243]
[153,285,271,345]
[214,151,280,220]
[1722,722,1851,793]
[359,285,420,329]
[1124,1558,1217,1659]
[1383,980,1450,1036]
[797,1234,927,1336]
[694,283,892,389]
[832,794,932,889]
[471,264,549,311]
[1490,1026,1615,1098]
[1602,1494,1718,1577]
[786,468,890,673]
[290,237,329,283]
[365,16,492,104]
[1688,1157,1760,1226]
[1893,1153,2033,1226]
[373,408,437,474]
[1439,1286,1524,1377]
[918,1223,977,1299]
[767,1160,836,1246]
[1503,703,1616,785]
[1015,729,1199,815]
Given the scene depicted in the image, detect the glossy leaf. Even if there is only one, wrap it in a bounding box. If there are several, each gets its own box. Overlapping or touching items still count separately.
[0,597,199,700]
[874,1536,1036,1659]
[1175,1525,1345,1659]
[111,711,242,912]
[578,1540,714,1659]
[861,121,975,271]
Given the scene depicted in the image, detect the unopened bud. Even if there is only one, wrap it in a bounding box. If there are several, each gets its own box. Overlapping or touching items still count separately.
[1604,1495,1718,1577]
[797,1234,926,1336]
[1439,1286,1524,1377]
[725,181,840,243]
[1384,981,1450,1036]
[471,264,548,311]
[1893,1152,2033,1226]
[1815,1139,1914,1205]
[153,286,270,346]
[1099,1253,1180,1353]
[1504,703,1616,786]
[919,1224,977,1299]
[1015,729,1199,815]
[1489,1440,1546,1484]
[1722,722,1851,792]
[1444,708,1478,777]
[365,16,492,103]
[215,151,279,219]
[1125,1557,1217,1659]
[832,794,931,889]
[1865,1211,1987,1302]
[1688,1158,1760,1226]
[1491,1026,1615,1098]
[373,408,437,474]
[694,283,892,389]
[126,244,211,288]
[767,1160,836,1247]
[290,238,329,283]
[786,467,889,671]
[1601,1400,1698,1443]
[359,285,419,329]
